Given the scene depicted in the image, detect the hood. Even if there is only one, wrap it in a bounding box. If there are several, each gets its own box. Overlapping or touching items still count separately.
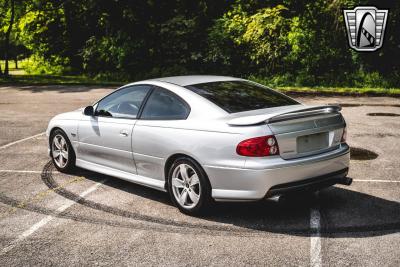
[52,108,84,121]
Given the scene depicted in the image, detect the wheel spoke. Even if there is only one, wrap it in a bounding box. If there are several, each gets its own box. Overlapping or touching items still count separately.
[54,137,61,149]
[52,149,60,158]
[189,174,199,186]
[60,138,66,150]
[188,190,199,204]
[58,154,64,166]
[61,151,68,160]
[179,189,188,205]
[172,178,185,188]
[179,165,189,181]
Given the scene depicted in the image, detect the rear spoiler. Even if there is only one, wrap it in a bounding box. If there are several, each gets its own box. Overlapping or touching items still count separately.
[227,105,342,126]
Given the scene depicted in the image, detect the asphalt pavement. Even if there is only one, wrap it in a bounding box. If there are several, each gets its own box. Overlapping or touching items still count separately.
[0,85,399,266]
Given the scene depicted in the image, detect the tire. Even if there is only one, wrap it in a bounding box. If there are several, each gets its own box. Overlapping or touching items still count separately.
[50,129,76,173]
[167,157,212,215]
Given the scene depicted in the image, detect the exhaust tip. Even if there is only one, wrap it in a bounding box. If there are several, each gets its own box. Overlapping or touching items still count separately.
[338,177,353,186]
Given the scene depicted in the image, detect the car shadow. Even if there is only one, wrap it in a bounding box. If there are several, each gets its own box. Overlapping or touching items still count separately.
[63,166,400,237]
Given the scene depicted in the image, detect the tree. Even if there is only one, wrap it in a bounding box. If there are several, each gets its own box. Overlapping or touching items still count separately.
[0,0,8,76]
[3,0,15,76]
[1,0,398,87]
[2,0,28,76]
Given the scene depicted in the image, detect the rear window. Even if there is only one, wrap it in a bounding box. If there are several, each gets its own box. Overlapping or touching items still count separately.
[185,81,298,113]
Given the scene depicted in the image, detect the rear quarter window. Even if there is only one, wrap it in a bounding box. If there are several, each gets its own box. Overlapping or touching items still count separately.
[185,81,298,113]
[140,88,190,120]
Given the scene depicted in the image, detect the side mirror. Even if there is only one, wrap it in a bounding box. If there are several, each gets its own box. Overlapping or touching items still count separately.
[83,106,94,116]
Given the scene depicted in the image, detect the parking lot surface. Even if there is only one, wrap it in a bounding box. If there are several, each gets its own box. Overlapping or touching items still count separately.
[0,85,399,266]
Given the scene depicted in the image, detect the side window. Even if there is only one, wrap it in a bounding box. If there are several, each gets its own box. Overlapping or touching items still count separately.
[95,85,151,119]
[140,88,190,120]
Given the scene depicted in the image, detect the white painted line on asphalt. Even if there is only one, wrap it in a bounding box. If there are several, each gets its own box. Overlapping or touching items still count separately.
[0,132,45,150]
[0,179,106,256]
[0,170,44,174]
[310,208,322,267]
[353,179,400,183]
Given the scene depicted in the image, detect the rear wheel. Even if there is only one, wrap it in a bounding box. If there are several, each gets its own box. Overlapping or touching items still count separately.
[50,129,76,173]
[168,157,212,215]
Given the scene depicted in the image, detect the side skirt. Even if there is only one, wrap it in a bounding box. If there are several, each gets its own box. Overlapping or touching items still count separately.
[76,159,166,192]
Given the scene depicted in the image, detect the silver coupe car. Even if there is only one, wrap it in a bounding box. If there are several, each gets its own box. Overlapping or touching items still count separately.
[46,76,351,215]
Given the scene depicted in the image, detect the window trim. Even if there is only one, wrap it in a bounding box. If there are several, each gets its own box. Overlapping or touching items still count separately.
[138,86,191,121]
[93,84,154,120]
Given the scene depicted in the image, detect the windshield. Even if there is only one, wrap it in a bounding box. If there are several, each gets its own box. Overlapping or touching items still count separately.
[185,81,299,113]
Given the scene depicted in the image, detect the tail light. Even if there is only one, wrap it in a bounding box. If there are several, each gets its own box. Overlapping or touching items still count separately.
[236,135,279,157]
[341,127,347,143]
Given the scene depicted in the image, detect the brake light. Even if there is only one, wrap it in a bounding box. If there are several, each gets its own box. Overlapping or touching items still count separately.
[341,127,347,143]
[236,135,279,157]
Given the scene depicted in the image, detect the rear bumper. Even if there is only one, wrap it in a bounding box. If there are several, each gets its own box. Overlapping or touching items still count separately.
[205,144,350,201]
[265,168,351,198]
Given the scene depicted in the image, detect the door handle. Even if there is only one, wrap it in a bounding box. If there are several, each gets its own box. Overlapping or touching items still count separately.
[119,130,129,137]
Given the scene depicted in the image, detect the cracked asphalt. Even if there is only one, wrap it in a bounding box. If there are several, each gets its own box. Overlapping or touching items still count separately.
[0,85,399,266]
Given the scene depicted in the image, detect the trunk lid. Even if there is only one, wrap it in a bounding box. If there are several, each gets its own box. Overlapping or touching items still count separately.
[227,105,346,159]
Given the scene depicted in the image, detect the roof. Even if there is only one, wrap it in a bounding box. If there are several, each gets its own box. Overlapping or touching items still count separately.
[148,75,242,87]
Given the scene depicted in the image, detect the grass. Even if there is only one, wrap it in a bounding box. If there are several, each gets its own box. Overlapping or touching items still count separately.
[0,60,19,69]
[0,74,123,86]
[0,60,25,75]
[0,59,123,86]
[0,68,399,97]
[276,86,400,97]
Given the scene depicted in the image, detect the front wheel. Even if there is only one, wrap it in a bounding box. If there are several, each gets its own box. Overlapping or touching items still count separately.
[168,157,212,215]
[50,129,76,173]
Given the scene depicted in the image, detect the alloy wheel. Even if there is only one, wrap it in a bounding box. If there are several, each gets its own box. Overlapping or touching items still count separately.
[52,134,69,168]
[171,163,201,209]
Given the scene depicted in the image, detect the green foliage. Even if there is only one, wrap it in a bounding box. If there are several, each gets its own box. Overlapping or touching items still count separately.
[17,3,67,70]
[250,70,395,89]
[241,5,290,66]
[353,71,390,88]
[0,74,123,86]
[22,54,68,75]
[207,4,291,75]
[81,35,131,75]
[0,0,399,88]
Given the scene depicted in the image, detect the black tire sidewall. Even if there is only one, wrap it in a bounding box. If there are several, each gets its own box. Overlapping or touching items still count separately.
[167,157,211,215]
[50,129,76,173]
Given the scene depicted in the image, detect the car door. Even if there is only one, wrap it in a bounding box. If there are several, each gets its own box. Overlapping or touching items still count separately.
[77,85,152,173]
[132,87,190,181]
